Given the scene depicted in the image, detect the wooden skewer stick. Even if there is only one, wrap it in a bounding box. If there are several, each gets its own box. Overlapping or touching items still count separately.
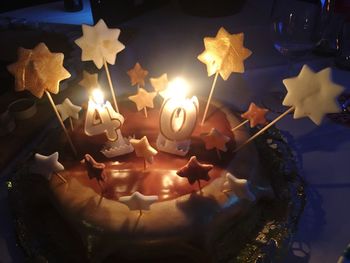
[69,117,74,131]
[143,159,147,170]
[143,107,148,118]
[231,119,249,132]
[45,91,77,157]
[234,107,295,153]
[197,180,203,194]
[216,148,222,160]
[55,172,67,183]
[103,59,119,112]
[201,71,219,126]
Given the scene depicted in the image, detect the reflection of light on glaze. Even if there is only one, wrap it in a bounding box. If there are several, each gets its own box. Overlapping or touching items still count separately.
[111,161,122,165]
[110,170,129,179]
[115,185,127,193]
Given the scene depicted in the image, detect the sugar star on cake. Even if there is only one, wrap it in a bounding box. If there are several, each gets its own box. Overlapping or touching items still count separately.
[79,70,99,91]
[34,152,65,181]
[201,128,231,158]
[127,62,149,87]
[282,65,344,125]
[119,191,159,215]
[128,88,157,117]
[241,102,269,128]
[57,98,82,121]
[150,73,168,97]
[223,173,255,202]
[130,136,158,169]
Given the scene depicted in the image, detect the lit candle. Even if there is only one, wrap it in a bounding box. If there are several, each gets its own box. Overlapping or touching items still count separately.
[85,89,134,157]
[156,78,199,156]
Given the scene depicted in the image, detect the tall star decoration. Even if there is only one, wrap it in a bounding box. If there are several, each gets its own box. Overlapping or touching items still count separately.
[130,136,158,167]
[224,173,255,202]
[128,88,157,116]
[201,128,231,152]
[34,152,65,181]
[78,70,99,92]
[74,19,125,69]
[241,102,269,128]
[197,27,252,80]
[7,43,71,98]
[119,191,158,214]
[127,62,149,87]
[150,73,168,96]
[56,98,82,121]
[282,65,344,125]
[176,156,213,186]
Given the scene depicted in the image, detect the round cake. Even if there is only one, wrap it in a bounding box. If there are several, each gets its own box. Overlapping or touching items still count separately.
[9,99,305,263]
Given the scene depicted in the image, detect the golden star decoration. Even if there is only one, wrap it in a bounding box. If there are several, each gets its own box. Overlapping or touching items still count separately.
[127,62,149,87]
[7,43,71,98]
[130,136,158,164]
[119,191,158,212]
[241,102,269,128]
[128,88,157,112]
[197,27,252,80]
[56,98,82,121]
[201,128,231,152]
[79,70,99,91]
[150,73,168,94]
[75,19,125,69]
[176,156,213,185]
[282,65,344,125]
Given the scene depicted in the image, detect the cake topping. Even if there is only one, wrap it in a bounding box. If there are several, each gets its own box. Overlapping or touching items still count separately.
[127,62,149,88]
[282,65,344,125]
[130,136,158,169]
[128,88,157,118]
[176,156,213,191]
[81,154,106,182]
[78,70,99,92]
[223,173,255,202]
[7,43,71,98]
[119,191,159,215]
[241,102,269,128]
[34,152,65,182]
[74,19,125,69]
[150,73,168,97]
[201,128,231,157]
[56,98,82,122]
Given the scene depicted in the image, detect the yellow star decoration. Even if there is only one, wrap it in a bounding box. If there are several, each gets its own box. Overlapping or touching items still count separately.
[197,27,252,80]
[201,128,231,152]
[150,73,168,93]
[79,70,99,92]
[128,88,157,112]
[127,62,149,87]
[75,19,125,69]
[7,43,71,98]
[130,136,158,164]
[282,65,344,125]
[241,102,269,128]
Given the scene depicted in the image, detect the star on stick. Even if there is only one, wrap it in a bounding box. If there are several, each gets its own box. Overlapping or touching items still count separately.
[176,156,213,192]
[79,70,99,92]
[241,102,269,127]
[119,191,158,216]
[128,88,157,118]
[201,128,231,159]
[223,173,255,202]
[81,154,106,195]
[56,98,82,130]
[198,27,252,125]
[130,136,158,170]
[150,73,168,97]
[34,152,66,183]
[283,65,344,125]
[127,62,149,88]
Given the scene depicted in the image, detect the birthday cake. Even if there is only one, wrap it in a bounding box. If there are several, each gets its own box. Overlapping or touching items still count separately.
[7,20,345,263]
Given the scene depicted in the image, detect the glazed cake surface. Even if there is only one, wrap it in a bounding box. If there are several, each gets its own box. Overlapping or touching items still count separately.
[45,99,270,261]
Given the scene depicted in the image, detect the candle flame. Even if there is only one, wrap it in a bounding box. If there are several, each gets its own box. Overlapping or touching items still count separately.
[92,89,104,105]
[164,77,189,99]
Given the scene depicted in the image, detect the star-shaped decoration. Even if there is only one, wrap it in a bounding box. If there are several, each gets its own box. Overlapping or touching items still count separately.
[150,73,168,95]
[78,70,99,92]
[128,88,157,112]
[81,154,106,182]
[56,98,82,121]
[201,128,231,152]
[75,19,125,69]
[130,136,158,164]
[176,156,213,185]
[241,102,269,128]
[34,152,64,180]
[224,173,255,202]
[197,27,252,80]
[282,65,344,125]
[7,43,71,98]
[127,62,149,87]
[119,191,158,212]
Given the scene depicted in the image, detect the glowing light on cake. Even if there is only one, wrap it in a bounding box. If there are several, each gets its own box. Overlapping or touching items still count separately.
[156,78,199,156]
[85,88,134,157]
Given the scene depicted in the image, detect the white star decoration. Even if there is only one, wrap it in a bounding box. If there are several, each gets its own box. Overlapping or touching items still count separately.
[224,173,255,202]
[34,152,65,180]
[56,98,82,121]
[282,65,344,125]
[119,191,158,212]
[75,19,125,69]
